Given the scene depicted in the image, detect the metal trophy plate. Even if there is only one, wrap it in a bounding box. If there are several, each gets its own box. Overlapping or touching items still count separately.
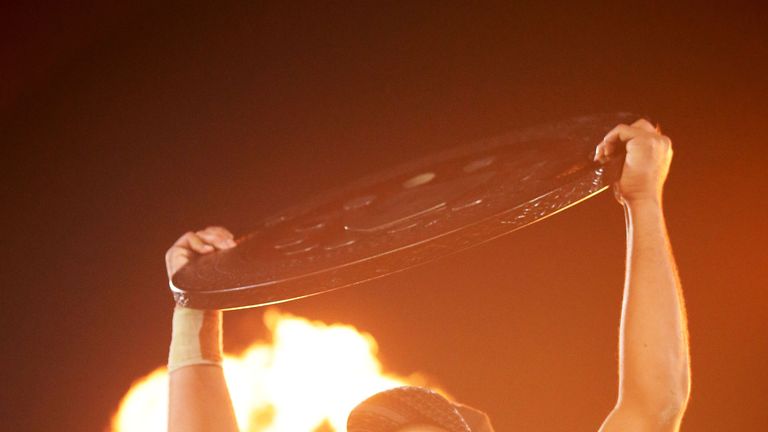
[171,113,635,310]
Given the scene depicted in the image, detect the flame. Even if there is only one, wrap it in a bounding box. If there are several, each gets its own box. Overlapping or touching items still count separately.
[111,309,433,431]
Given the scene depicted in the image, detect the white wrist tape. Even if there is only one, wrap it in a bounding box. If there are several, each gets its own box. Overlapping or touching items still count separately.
[167,306,223,372]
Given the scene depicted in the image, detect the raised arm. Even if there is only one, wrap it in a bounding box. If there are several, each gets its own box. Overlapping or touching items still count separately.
[165,227,240,432]
[595,120,691,432]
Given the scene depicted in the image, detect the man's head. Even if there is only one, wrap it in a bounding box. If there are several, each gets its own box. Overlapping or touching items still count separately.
[346,386,472,432]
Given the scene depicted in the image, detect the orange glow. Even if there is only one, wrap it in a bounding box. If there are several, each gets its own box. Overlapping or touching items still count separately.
[111,309,434,431]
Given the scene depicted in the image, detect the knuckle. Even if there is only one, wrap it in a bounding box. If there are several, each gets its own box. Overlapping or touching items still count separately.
[166,245,183,256]
[206,226,228,235]
[208,226,233,238]
[173,232,191,245]
[651,136,669,148]
[633,118,653,128]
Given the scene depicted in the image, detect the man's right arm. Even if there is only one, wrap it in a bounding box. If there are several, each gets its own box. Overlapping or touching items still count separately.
[596,120,691,431]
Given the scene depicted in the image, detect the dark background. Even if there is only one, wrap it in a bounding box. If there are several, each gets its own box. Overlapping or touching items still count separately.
[3,2,767,431]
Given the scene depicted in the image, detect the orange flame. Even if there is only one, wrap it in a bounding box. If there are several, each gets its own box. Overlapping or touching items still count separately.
[111,309,434,431]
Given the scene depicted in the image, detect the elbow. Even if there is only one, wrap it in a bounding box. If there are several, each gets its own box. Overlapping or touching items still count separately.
[614,394,689,429]
[621,373,691,424]
[664,363,692,413]
[656,368,690,409]
[640,397,688,424]
[650,352,692,409]
[651,396,689,429]
[653,387,690,425]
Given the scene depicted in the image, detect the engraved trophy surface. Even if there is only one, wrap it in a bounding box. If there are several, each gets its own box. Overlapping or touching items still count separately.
[171,113,633,309]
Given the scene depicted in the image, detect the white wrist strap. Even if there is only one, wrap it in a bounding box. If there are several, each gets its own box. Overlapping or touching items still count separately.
[167,306,223,372]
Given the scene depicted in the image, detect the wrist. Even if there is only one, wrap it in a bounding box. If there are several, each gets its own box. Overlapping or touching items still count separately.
[624,196,667,236]
[168,306,223,372]
[624,196,663,213]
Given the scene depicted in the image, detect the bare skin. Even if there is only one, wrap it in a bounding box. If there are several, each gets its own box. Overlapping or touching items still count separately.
[164,119,690,432]
[596,119,691,431]
[167,227,239,432]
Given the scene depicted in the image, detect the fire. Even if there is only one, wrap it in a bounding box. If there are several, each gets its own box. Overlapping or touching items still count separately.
[111,309,433,431]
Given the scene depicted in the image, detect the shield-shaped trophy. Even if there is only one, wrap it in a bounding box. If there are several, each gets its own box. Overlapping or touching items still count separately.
[171,113,634,310]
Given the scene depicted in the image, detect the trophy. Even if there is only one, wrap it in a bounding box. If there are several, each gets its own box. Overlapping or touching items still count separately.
[171,113,632,310]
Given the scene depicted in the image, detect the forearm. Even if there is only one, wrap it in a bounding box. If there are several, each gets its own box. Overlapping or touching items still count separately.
[617,199,690,414]
[169,365,239,432]
[167,307,239,432]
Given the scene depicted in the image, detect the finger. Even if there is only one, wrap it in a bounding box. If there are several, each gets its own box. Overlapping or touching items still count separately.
[198,226,236,248]
[596,123,647,164]
[172,231,193,247]
[203,226,234,240]
[593,142,607,162]
[594,141,617,163]
[602,124,656,157]
[197,229,236,250]
[631,118,656,133]
[603,124,644,143]
[593,135,624,163]
[181,231,215,253]
[165,245,191,278]
[197,226,237,249]
[598,125,628,162]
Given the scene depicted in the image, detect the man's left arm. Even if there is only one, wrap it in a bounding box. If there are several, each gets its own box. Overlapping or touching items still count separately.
[166,227,240,432]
